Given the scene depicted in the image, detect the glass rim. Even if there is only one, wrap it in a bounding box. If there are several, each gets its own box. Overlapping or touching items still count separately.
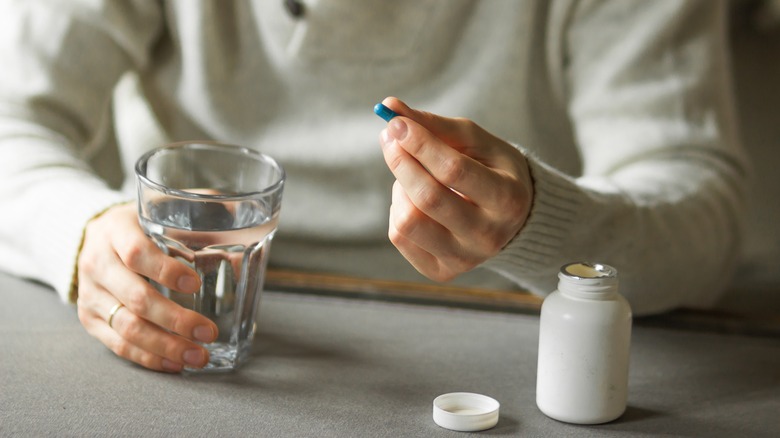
[135,141,285,201]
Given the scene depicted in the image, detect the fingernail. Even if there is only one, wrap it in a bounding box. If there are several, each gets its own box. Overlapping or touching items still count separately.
[183,349,205,366]
[388,118,408,142]
[177,275,199,293]
[162,359,183,372]
[193,325,215,343]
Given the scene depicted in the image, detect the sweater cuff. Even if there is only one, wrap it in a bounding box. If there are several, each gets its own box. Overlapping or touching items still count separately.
[480,153,583,295]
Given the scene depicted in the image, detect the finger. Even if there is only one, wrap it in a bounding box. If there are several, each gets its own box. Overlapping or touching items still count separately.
[389,181,456,257]
[108,299,210,370]
[387,209,452,282]
[382,96,500,162]
[381,97,473,150]
[77,280,188,372]
[93,323,185,373]
[384,114,509,209]
[382,97,529,209]
[390,182,482,273]
[381,128,481,237]
[79,274,211,371]
[113,229,201,294]
[96,252,218,344]
[94,203,200,293]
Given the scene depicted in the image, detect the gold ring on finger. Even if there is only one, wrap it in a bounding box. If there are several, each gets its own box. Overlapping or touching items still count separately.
[107,303,125,329]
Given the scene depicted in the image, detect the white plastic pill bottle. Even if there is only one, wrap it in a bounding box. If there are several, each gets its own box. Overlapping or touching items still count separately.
[536,262,632,424]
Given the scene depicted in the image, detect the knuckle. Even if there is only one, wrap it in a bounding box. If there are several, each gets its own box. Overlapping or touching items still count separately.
[392,207,419,238]
[166,309,188,336]
[473,224,504,256]
[75,291,99,327]
[417,109,438,126]
[388,223,416,256]
[413,184,443,213]
[429,266,456,283]
[117,313,143,340]
[454,118,480,142]
[498,174,531,209]
[161,339,184,361]
[118,240,146,270]
[503,198,525,222]
[385,147,405,173]
[427,270,445,282]
[155,259,179,285]
[445,254,473,277]
[388,230,399,246]
[440,244,481,276]
[404,136,426,157]
[437,155,467,187]
[77,250,99,276]
[136,351,161,370]
[504,184,523,206]
[453,116,472,126]
[76,303,90,326]
[388,226,404,248]
[111,338,132,359]
[125,286,153,316]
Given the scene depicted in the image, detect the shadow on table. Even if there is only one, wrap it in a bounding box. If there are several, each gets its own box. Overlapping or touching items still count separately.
[483,414,521,435]
[615,406,664,423]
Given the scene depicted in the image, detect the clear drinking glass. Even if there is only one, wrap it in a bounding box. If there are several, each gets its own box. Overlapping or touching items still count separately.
[135,142,284,372]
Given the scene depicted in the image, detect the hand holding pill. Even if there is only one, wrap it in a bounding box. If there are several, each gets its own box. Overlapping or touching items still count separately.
[376,97,533,282]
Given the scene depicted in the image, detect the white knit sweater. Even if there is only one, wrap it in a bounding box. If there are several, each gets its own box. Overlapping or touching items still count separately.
[0,0,746,315]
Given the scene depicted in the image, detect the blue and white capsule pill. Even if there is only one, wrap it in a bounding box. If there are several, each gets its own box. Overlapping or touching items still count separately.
[374,103,398,122]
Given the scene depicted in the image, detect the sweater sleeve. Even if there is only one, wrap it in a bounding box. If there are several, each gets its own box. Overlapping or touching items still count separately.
[0,1,163,302]
[482,0,748,315]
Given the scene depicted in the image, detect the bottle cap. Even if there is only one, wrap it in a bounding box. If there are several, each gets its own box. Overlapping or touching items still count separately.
[432,392,500,432]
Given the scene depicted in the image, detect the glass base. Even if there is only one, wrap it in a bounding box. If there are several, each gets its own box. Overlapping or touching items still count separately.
[184,342,249,373]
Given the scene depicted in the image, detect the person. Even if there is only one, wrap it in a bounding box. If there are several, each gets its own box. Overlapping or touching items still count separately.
[0,0,747,372]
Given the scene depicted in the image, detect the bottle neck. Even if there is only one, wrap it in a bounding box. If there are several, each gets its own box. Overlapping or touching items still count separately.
[557,262,619,301]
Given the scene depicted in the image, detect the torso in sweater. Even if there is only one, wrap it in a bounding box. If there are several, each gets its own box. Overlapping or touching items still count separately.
[111,0,573,288]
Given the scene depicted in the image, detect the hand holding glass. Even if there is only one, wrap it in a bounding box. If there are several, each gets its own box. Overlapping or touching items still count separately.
[135,142,284,372]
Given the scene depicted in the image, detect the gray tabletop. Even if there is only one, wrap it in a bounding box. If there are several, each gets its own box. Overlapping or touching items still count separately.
[1,272,778,437]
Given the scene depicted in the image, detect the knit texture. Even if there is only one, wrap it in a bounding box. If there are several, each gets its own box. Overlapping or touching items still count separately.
[0,0,746,315]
